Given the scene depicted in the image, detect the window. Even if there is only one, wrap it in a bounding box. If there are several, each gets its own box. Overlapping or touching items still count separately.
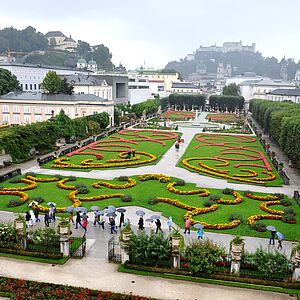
[24,106,30,113]
[35,115,42,122]
[13,114,20,124]
[25,84,28,90]
[30,84,32,90]
[3,114,10,123]
[2,105,9,112]
[45,107,52,114]
[24,115,31,124]
[13,106,19,113]
[35,106,42,114]
[34,84,37,90]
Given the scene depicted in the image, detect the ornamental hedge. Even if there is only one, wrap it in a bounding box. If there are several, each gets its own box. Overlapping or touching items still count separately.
[0,110,109,162]
[209,95,245,111]
[249,99,300,168]
[168,94,206,110]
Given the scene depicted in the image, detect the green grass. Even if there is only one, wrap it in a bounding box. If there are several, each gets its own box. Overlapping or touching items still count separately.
[0,252,68,264]
[179,133,283,187]
[207,113,244,124]
[42,129,181,171]
[118,265,300,299]
[0,174,299,240]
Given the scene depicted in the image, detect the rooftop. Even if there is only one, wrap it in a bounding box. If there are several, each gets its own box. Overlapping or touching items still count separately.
[45,31,66,38]
[0,92,109,102]
[172,82,200,89]
[267,88,300,97]
[63,74,106,86]
[239,79,294,87]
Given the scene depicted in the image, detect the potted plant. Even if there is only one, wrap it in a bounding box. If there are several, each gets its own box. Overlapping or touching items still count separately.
[230,235,245,256]
[171,226,183,250]
[121,223,132,242]
[58,217,70,236]
[291,241,300,268]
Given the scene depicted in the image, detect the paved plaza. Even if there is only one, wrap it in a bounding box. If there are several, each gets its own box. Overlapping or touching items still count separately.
[0,113,299,300]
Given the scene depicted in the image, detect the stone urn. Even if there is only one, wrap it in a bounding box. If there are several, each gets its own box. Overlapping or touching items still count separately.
[122,231,132,242]
[58,222,70,236]
[15,220,25,231]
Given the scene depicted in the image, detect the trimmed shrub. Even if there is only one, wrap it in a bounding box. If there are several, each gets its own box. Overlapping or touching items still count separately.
[280,199,291,206]
[222,188,234,195]
[118,176,129,181]
[75,183,89,194]
[10,176,22,183]
[8,199,22,207]
[148,197,159,205]
[25,172,36,177]
[210,195,221,201]
[54,174,63,180]
[282,214,296,224]
[251,221,267,232]
[122,194,132,202]
[204,200,215,207]
[175,179,185,186]
[283,208,295,216]
[68,176,77,181]
[30,196,45,204]
[229,214,243,222]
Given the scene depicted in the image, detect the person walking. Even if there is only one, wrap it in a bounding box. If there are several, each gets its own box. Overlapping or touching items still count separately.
[109,217,117,234]
[44,211,50,227]
[138,216,144,230]
[150,220,155,233]
[167,217,173,232]
[175,141,180,151]
[197,227,204,239]
[82,214,88,232]
[93,211,100,226]
[288,159,293,168]
[75,211,83,229]
[277,236,283,250]
[269,230,276,245]
[99,214,105,230]
[33,206,40,222]
[119,212,125,228]
[25,211,31,228]
[29,209,35,226]
[69,211,74,224]
[184,218,191,234]
[155,218,163,234]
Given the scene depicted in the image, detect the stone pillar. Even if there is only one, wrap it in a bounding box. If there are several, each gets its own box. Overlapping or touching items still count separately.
[120,231,132,264]
[58,224,70,257]
[171,236,181,268]
[14,219,27,249]
[230,244,243,275]
[292,250,300,282]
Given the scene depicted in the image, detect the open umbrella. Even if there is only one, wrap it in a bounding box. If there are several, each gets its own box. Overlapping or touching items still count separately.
[73,207,88,213]
[66,206,74,213]
[28,201,38,207]
[117,208,126,213]
[96,210,105,216]
[47,202,56,206]
[107,205,116,212]
[266,226,276,231]
[91,206,100,211]
[194,224,204,229]
[82,213,89,219]
[150,215,161,219]
[136,210,145,216]
[276,232,285,240]
[145,218,154,222]
[106,212,117,217]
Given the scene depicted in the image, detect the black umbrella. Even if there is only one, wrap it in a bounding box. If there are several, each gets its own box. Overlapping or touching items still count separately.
[117,208,126,213]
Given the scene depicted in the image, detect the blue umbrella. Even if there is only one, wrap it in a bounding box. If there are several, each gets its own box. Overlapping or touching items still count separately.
[91,206,100,211]
[194,224,204,229]
[266,226,276,231]
[66,206,74,213]
[150,215,161,219]
[96,210,105,216]
[276,232,285,240]
[108,205,116,212]
[106,212,117,217]
[73,207,88,213]
[136,210,145,216]
[117,208,126,213]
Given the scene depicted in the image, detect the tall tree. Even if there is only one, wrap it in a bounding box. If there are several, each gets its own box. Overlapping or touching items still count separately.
[0,68,21,95]
[222,83,240,96]
[77,40,91,55]
[42,71,73,94]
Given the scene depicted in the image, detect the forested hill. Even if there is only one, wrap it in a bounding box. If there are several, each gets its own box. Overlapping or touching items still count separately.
[165,51,300,80]
[0,26,114,70]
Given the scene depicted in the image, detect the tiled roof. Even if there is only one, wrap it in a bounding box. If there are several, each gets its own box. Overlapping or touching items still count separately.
[45,31,66,38]
[268,88,300,96]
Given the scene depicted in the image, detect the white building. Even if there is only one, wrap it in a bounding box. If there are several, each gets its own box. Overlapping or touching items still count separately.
[171,82,202,94]
[63,74,113,100]
[239,79,295,109]
[0,92,114,125]
[197,41,255,54]
[0,62,89,92]
[128,75,152,105]
[265,88,300,103]
[45,31,78,52]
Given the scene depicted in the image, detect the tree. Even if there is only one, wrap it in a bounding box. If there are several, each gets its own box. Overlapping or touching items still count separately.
[222,83,240,96]
[77,40,91,55]
[0,68,21,95]
[42,71,73,94]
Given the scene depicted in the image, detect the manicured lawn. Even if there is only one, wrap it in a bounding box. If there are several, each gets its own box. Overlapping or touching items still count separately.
[0,173,298,240]
[42,129,181,171]
[207,113,244,124]
[162,110,195,121]
[179,133,283,186]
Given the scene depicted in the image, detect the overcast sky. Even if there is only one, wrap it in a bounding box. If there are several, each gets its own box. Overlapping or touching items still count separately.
[1,0,300,69]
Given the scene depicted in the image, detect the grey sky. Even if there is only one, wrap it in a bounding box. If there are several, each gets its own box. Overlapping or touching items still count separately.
[1,0,300,69]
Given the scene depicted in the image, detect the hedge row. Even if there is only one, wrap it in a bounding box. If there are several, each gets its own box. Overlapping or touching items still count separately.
[209,95,245,110]
[0,110,110,162]
[168,94,206,110]
[249,99,300,168]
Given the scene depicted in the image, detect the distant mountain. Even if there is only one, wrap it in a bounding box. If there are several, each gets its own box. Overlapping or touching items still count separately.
[0,26,114,70]
[165,50,300,80]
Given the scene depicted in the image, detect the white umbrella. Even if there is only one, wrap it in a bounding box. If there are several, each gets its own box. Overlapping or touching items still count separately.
[29,201,38,207]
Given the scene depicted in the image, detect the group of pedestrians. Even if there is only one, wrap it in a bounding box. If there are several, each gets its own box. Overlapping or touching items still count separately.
[25,207,40,227]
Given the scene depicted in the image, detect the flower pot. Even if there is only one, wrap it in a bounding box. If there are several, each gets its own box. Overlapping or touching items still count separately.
[59,224,70,236]
[122,231,132,242]
[15,220,24,231]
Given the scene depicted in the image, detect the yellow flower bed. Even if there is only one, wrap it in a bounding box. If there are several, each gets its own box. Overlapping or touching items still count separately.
[192,219,242,230]
[92,178,137,189]
[26,175,61,182]
[138,174,171,183]
[57,178,77,190]
[0,190,30,204]
[259,201,284,215]
[247,214,282,225]
[215,192,244,204]
[166,182,210,197]
[2,179,37,191]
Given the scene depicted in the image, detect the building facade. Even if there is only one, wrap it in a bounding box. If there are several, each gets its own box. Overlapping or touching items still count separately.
[171,82,202,94]
[0,92,114,125]
[0,62,89,92]
[128,75,152,105]
[265,88,300,103]
[45,31,78,52]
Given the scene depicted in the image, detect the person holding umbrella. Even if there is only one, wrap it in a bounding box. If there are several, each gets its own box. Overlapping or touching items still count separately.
[75,211,83,229]
[167,217,173,232]
[82,213,88,232]
[276,232,285,250]
[155,218,163,234]
[267,226,277,245]
[184,217,191,234]
[138,216,144,230]
[109,217,117,234]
